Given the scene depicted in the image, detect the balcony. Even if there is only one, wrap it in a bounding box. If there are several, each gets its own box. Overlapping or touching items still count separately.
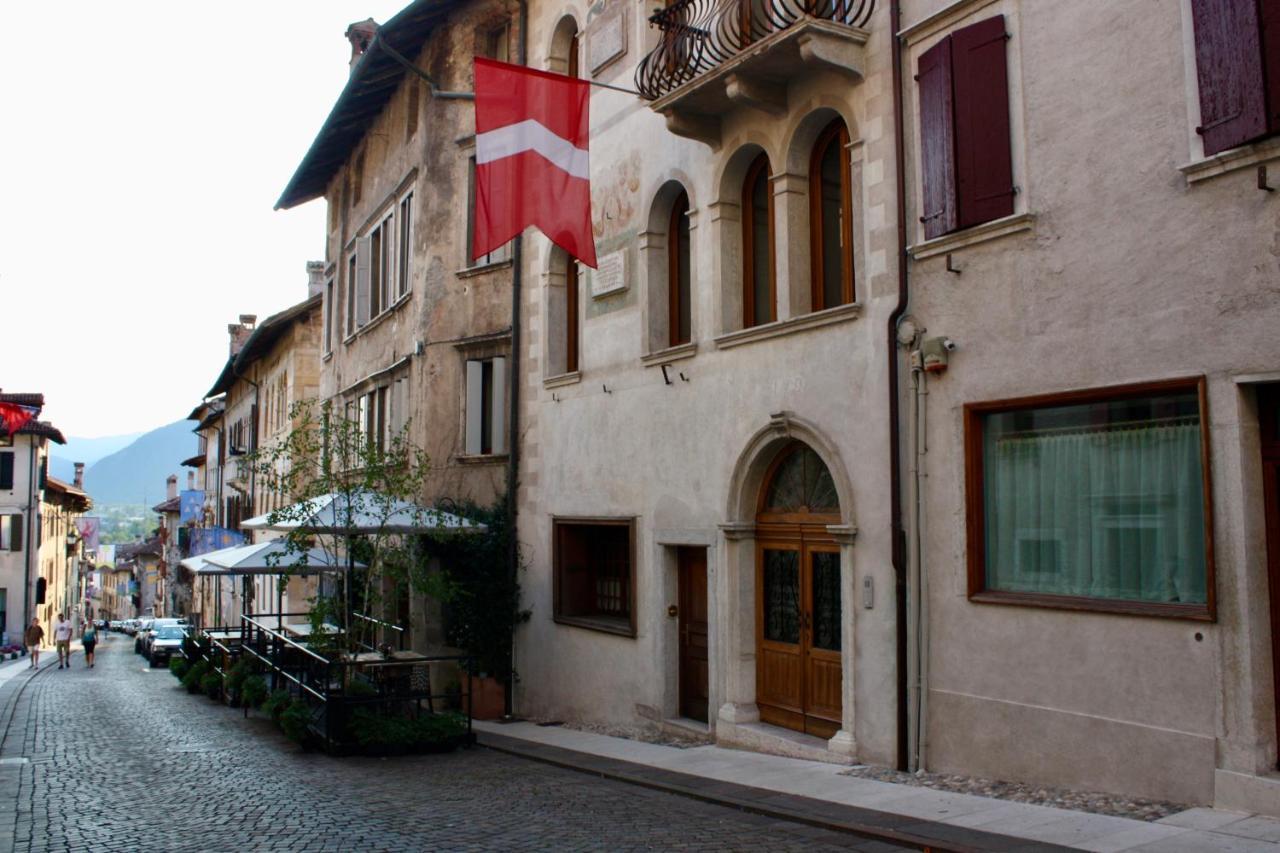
[635,0,874,147]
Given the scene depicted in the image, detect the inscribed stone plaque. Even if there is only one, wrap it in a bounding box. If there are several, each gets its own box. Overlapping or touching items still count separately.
[589,5,627,74]
[590,250,627,299]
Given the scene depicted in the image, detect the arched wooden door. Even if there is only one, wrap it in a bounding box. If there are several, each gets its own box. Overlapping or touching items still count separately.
[755,442,843,738]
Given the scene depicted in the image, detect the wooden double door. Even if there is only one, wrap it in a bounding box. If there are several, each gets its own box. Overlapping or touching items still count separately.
[756,529,843,738]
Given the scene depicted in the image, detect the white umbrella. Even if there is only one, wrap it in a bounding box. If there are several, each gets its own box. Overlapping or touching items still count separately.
[201,540,364,576]
[239,489,485,535]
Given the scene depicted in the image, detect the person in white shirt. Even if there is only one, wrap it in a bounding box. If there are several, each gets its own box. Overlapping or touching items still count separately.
[53,614,73,669]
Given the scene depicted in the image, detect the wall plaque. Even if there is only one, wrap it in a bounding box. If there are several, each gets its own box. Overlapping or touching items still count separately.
[589,5,627,74]
[590,250,627,299]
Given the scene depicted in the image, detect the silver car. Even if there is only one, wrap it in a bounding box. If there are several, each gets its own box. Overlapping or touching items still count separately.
[148,625,187,667]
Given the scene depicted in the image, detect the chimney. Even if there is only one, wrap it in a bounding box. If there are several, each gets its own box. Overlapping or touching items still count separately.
[166,475,178,501]
[346,19,378,71]
[187,471,195,490]
[307,260,325,299]
[73,463,84,489]
[228,314,257,357]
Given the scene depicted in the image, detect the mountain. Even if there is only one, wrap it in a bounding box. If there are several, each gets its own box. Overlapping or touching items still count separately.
[49,431,144,482]
[81,420,196,506]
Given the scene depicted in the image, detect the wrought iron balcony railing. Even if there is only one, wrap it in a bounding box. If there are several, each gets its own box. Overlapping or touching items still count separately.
[636,0,875,100]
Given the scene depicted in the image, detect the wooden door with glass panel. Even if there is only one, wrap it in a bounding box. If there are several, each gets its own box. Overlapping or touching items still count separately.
[755,443,843,738]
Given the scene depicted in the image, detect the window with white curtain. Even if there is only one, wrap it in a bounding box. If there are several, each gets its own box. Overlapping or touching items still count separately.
[464,357,506,456]
[966,379,1212,617]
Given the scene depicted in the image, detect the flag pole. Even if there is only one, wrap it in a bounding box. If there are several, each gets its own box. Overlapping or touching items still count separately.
[377,38,645,100]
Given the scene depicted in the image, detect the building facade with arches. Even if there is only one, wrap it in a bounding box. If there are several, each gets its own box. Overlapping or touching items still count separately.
[514,0,902,768]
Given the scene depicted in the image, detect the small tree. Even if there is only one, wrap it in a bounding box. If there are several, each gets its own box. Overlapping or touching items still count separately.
[250,399,434,654]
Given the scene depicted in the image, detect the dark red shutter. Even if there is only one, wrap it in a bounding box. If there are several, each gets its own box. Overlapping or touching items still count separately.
[918,37,958,239]
[10,515,21,552]
[1261,0,1280,132]
[0,452,12,490]
[1191,0,1268,155]
[952,16,1014,229]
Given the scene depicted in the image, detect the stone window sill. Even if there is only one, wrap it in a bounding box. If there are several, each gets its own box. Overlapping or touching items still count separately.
[908,212,1036,261]
[553,614,636,638]
[452,453,509,466]
[544,371,582,389]
[640,342,697,367]
[1180,136,1280,185]
[713,302,860,351]
[456,259,513,279]
[342,293,412,345]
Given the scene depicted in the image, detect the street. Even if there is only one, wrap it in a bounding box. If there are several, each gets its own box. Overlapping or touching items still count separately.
[0,635,905,852]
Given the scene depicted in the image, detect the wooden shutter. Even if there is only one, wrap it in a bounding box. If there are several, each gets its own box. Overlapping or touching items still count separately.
[355,237,372,327]
[917,37,958,239]
[0,452,12,491]
[465,360,483,455]
[1191,0,1268,155]
[1260,0,1280,134]
[952,16,1015,229]
[490,356,507,455]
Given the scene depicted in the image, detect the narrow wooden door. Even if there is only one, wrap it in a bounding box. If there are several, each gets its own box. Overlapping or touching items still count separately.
[677,547,710,722]
[1259,387,1280,768]
[804,546,843,738]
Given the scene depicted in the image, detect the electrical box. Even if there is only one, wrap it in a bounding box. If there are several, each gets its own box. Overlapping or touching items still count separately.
[862,575,874,609]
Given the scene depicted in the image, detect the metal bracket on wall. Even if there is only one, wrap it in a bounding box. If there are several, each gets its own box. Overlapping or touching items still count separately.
[945,253,961,275]
[1259,165,1275,193]
[660,364,673,385]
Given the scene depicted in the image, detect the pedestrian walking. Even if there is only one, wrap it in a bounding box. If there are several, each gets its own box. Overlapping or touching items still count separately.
[53,613,73,669]
[81,621,97,668]
[24,618,43,668]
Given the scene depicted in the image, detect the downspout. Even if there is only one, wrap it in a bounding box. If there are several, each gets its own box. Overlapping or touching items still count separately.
[887,0,912,772]
[504,0,528,720]
[22,439,36,635]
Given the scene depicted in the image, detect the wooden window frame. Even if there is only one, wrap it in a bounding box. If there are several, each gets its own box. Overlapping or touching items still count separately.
[552,517,637,637]
[668,190,691,347]
[809,120,854,312]
[397,190,414,300]
[565,258,579,373]
[963,376,1216,621]
[741,153,776,329]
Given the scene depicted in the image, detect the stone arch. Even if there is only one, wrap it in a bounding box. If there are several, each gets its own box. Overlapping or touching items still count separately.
[780,102,860,177]
[725,411,856,529]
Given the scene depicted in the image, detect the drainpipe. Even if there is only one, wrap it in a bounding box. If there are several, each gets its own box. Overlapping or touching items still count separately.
[887,0,912,772]
[22,439,36,638]
[504,0,529,720]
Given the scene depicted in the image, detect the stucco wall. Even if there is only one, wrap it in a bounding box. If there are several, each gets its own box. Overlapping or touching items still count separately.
[899,0,1280,805]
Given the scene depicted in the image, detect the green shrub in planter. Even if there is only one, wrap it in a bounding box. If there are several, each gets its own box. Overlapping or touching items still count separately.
[262,689,292,723]
[349,710,468,751]
[225,660,249,694]
[279,699,311,743]
[169,657,190,681]
[200,670,222,701]
[182,660,210,694]
[241,675,268,710]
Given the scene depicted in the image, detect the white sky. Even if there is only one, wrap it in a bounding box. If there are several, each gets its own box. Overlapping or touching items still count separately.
[0,1,413,438]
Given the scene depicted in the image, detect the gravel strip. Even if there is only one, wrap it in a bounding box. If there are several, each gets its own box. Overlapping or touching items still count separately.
[841,765,1187,822]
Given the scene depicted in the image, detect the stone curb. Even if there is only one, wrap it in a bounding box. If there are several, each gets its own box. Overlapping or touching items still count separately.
[478,731,1076,853]
[0,657,65,852]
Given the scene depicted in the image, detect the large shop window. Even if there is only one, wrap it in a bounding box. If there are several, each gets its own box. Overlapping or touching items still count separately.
[553,519,635,636]
[1190,0,1280,156]
[917,16,1015,240]
[965,379,1214,619]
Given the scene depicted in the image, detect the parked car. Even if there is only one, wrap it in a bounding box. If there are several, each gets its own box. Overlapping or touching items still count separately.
[148,625,187,667]
[139,617,186,657]
[123,619,139,636]
[134,619,154,653]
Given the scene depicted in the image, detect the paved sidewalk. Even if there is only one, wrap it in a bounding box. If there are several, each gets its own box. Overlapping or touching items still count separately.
[476,721,1280,852]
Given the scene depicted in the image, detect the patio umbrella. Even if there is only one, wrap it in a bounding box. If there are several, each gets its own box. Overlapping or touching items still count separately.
[239,489,486,535]
[201,540,364,576]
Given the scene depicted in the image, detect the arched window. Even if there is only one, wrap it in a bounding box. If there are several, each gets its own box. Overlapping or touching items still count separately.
[742,153,775,328]
[668,190,691,346]
[810,119,853,310]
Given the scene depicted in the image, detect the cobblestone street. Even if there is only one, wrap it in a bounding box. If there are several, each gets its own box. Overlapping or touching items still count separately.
[0,636,905,852]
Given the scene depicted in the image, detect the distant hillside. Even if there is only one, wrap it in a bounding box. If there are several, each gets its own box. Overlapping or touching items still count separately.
[49,431,143,482]
[82,421,195,506]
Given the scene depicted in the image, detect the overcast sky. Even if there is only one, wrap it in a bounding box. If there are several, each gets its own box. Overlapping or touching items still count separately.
[0,1,413,438]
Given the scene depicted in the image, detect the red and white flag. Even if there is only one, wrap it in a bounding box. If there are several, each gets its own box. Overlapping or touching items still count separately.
[473,58,597,268]
[0,402,38,436]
